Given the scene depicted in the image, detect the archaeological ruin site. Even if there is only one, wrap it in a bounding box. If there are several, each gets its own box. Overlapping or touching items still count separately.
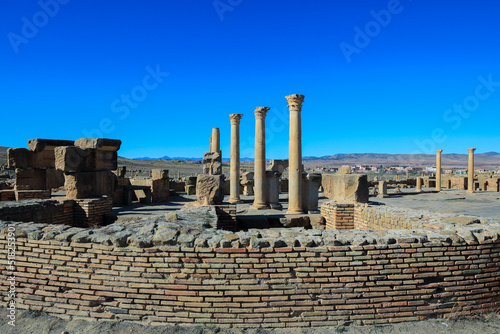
[0,94,499,329]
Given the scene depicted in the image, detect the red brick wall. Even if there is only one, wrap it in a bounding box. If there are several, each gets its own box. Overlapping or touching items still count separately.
[1,237,498,327]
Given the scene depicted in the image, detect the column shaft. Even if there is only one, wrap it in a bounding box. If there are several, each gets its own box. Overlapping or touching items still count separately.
[286,94,305,214]
[210,128,220,153]
[467,148,476,193]
[436,150,443,191]
[251,107,270,210]
[229,114,243,203]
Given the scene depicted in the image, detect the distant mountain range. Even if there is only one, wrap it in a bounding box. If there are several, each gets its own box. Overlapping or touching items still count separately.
[129,156,254,162]
[125,152,500,167]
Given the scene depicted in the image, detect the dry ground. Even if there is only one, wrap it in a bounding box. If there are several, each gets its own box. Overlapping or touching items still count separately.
[0,308,498,334]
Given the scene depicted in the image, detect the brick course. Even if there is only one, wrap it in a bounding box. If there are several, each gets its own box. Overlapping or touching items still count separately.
[1,236,498,327]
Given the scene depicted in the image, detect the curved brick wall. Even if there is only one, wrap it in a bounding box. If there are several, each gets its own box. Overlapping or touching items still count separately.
[1,224,499,328]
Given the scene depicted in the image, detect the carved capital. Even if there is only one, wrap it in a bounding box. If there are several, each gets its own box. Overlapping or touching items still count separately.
[285,94,305,110]
[254,107,270,119]
[468,148,476,153]
[436,150,443,154]
[229,113,243,125]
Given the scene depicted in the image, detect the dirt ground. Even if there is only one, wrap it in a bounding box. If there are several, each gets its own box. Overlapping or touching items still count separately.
[0,308,498,334]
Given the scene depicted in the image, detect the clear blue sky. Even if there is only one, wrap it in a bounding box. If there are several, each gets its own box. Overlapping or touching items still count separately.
[1,0,499,159]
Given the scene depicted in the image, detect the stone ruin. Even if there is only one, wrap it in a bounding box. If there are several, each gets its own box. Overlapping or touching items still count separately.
[2,138,172,227]
[196,128,224,205]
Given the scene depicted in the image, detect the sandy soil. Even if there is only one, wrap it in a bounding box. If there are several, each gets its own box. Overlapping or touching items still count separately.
[0,308,499,334]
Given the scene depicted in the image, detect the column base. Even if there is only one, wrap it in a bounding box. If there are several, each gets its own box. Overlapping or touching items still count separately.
[286,209,304,214]
[377,194,389,198]
[269,203,282,210]
[228,197,243,204]
[251,203,270,210]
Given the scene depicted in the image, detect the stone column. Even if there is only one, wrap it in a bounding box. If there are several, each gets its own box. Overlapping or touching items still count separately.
[436,150,443,191]
[286,94,305,214]
[251,107,270,210]
[416,177,422,192]
[229,114,243,204]
[467,148,476,193]
[210,128,220,153]
[377,181,388,198]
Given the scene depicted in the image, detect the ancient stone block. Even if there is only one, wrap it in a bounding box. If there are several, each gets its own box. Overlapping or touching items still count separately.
[185,184,196,195]
[196,174,224,205]
[55,146,96,172]
[202,152,222,175]
[96,150,117,171]
[269,159,288,173]
[15,168,47,190]
[186,176,197,186]
[7,148,30,169]
[322,174,368,203]
[75,138,122,151]
[152,169,168,180]
[46,168,65,190]
[151,177,170,202]
[302,173,321,213]
[337,166,351,174]
[64,170,115,199]
[27,139,74,152]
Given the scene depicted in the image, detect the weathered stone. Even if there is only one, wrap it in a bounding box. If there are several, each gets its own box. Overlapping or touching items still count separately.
[96,150,117,171]
[7,148,30,169]
[202,152,222,175]
[55,146,96,172]
[15,168,47,190]
[75,138,121,151]
[279,216,311,228]
[337,166,351,174]
[322,174,369,203]
[196,174,224,205]
[152,169,168,180]
[441,217,481,225]
[27,139,74,152]
[165,213,178,221]
[269,159,288,173]
[64,170,115,199]
[46,168,65,190]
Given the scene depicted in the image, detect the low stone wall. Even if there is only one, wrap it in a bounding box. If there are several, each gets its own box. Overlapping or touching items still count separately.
[0,198,112,228]
[0,212,499,328]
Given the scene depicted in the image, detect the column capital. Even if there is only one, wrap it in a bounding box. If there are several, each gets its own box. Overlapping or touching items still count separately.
[229,114,243,125]
[468,148,476,153]
[436,150,443,153]
[254,107,270,119]
[285,94,305,110]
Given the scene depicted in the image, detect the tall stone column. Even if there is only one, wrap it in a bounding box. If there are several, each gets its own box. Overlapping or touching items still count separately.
[251,107,270,210]
[210,128,220,153]
[467,148,476,193]
[229,114,243,204]
[436,150,443,191]
[286,94,305,214]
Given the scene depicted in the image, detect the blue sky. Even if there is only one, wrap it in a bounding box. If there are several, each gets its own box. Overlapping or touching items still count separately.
[1,0,499,159]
